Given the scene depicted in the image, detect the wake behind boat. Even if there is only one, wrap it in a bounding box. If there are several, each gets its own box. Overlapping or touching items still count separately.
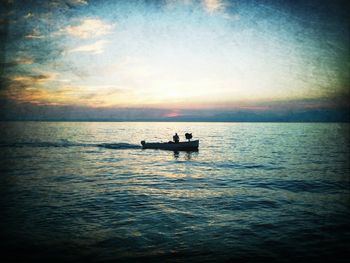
[141,132,199,151]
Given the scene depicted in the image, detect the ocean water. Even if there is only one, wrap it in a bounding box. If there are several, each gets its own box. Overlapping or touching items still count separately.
[0,122,349,262]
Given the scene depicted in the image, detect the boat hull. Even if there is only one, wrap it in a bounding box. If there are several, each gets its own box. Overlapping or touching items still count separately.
[141,140,199,151]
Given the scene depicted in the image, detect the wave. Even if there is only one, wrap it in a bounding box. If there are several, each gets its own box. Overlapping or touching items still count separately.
[0,140,140,150]
[216,162,284,170]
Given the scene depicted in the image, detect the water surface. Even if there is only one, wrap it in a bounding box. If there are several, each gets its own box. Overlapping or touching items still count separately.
[0,122,349,262]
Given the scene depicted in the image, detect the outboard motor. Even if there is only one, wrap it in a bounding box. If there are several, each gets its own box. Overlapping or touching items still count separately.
[185,133,192,141]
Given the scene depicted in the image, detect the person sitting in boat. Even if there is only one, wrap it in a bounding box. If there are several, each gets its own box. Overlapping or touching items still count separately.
[173,133,179,143]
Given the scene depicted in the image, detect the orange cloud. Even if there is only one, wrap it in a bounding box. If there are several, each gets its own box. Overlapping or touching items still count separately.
[10,72,57,84]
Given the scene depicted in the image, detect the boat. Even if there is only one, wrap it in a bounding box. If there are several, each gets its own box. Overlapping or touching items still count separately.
[141,140,199,151]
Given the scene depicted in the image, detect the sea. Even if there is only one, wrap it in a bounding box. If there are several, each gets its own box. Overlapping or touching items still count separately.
[0,122,349,263]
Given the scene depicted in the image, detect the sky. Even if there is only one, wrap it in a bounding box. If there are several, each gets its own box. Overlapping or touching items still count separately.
[0,0,349,121]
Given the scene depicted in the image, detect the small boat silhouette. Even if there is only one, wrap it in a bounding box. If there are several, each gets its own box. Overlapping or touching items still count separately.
[141,140,199,151]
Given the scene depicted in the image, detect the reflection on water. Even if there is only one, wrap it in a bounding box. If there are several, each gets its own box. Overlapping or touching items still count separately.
[0,122,349,262]
[173,150,198,160]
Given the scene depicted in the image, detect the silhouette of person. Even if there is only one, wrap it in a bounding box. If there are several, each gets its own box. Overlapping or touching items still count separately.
[173,133,179,143]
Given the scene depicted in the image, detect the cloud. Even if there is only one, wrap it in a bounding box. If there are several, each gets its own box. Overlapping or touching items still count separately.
[69,0,88,5]
[9,72,57,86]
[62,18,112,39]
[165,0,193,8]
[23,12,34,19]
[25,28,46,39]
[48,0,88,9]
[11,89,51,104]
[25,35,45,39]
[166,0,227,14]
[69,40,108,54]
[203,0,226,13]
[0,72,58,103]
[2,82,134,108]
[0,57,33,68]
[14,57,34,65]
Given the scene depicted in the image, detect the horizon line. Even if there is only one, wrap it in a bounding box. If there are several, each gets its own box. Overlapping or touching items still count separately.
[1,119,349,123]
